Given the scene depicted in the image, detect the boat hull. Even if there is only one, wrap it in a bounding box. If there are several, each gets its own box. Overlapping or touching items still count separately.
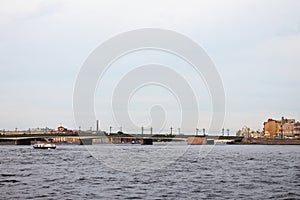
[33,146,56,149]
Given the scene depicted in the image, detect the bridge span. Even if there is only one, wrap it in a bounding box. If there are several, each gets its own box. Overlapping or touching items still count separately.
[0,133,243,145]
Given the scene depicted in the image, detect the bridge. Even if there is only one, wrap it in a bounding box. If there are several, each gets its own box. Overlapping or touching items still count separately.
[0,132,244,145]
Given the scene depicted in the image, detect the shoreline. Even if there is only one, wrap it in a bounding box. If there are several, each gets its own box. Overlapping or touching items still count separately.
[229,138,300,145]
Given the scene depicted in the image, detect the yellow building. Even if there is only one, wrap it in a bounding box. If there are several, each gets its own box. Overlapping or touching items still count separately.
[263,119,282,138]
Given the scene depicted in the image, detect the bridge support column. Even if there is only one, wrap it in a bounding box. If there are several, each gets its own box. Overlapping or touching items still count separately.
[141,138,153,145]
[80,138,93,145]
[15,139,32,145]
[187,136,207,145]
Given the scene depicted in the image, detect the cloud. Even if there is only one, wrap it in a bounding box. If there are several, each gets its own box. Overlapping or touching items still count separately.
[0,0,62,25]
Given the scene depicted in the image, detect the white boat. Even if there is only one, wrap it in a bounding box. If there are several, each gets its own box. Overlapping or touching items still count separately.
[33,142,56,149]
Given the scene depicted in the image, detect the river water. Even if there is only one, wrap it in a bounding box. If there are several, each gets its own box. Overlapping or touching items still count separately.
[0,145,299,199]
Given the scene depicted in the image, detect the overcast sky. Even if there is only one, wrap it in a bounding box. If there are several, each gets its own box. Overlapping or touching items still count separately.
[0,0,300,134]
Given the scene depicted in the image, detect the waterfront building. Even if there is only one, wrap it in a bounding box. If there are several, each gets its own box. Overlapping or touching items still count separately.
[263,117,296,138]
[283,123,294,138]
[294,122,300,139]
[236,126,262,138]
[263,119,282,138]
[250,130,263,138]
[236,126,250,137]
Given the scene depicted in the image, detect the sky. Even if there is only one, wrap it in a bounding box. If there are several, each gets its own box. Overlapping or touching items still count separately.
[0,0,300,134]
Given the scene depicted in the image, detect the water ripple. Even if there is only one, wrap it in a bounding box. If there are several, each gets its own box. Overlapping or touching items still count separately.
[0,145,299,199]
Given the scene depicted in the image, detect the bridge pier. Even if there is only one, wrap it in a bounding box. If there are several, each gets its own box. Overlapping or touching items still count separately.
[80,138,93,145]
[141,138,153,145]
[187,136,207,145]
[15,139,32,145]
